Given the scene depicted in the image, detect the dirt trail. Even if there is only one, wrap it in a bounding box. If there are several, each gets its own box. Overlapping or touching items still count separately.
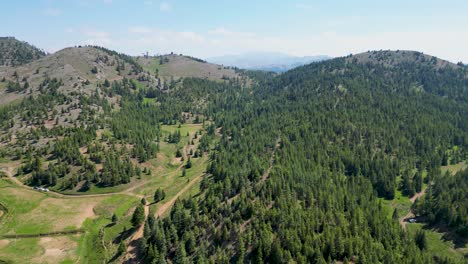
[260,137,281,183]
[227,137,280,206]
[410,188,426,203]
[400,187,427,229]
[123,142,202,262]
[155,172,204,218]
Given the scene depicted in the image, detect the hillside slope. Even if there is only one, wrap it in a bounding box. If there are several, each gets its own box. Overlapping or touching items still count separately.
[0,46,142,104]
[137,50,467,263]
[136,54,244,82]
[347,50,461,70]
[0,37,45,67]
[0,44,466,264]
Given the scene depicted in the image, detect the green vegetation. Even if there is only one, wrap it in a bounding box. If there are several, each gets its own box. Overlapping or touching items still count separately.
[154,188,166,203]
[131,204,145,227]
[407,223,466,262]
[0,45,467,264]
[413,169,467,236]
[139,54,467,263]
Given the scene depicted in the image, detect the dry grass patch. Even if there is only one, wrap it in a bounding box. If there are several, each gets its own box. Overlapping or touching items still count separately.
[26,198,99,230]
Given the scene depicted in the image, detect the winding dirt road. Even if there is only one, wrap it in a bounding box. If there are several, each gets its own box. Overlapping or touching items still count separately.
[260,137,281,183]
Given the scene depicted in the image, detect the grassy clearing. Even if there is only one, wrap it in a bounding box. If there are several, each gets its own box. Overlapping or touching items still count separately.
[406,223,466,261]
[76,194,139,263]
[148,155,207,208]
[0,237,40,263]
[0,157,10,164]
[0,184,102,235]
[381,189,412,219]
[78,218,109,263]
[380,176,412,219]
[161,123,203,136]
[0,179,101,262]
[142,97,156,105]
[0,180,49,234]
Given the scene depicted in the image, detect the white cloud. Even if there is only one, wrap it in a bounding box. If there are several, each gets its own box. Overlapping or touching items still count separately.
[124,27,205,52]
[43,8,62,16]
[159,2,171,12]
[80,29,112,46]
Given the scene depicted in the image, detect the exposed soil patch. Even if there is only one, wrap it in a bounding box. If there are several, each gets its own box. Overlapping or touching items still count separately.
[33,236,77,263]
[0,239,10,248]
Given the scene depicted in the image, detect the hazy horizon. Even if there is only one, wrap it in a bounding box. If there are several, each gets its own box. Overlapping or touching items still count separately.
[2,0,468,63]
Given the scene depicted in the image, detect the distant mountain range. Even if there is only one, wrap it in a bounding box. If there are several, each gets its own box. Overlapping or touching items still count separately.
[207,52,331,72]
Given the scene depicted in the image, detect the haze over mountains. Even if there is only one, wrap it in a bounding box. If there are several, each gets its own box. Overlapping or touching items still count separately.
[208,52,331,72]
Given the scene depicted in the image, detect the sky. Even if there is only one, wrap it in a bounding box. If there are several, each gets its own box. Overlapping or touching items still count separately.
[1,0,468,62]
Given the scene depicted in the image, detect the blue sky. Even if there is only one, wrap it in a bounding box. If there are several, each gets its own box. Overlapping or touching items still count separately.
[1,0,467,62]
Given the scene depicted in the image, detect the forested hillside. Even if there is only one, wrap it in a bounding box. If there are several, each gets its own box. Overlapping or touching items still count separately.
[140,52,467,263]
[0,45,466,263]
[0,42,247,193]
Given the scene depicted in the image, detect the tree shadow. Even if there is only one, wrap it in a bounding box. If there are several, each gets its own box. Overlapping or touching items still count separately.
[105,222,116,228]
[113,226,136,244]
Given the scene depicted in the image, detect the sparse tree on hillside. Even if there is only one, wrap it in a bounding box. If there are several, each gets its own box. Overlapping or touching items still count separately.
[112,213,118,223]
[118,241,126,256]
[131,204,145,227]
[415,230,427,250]
[154,188,166,203]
